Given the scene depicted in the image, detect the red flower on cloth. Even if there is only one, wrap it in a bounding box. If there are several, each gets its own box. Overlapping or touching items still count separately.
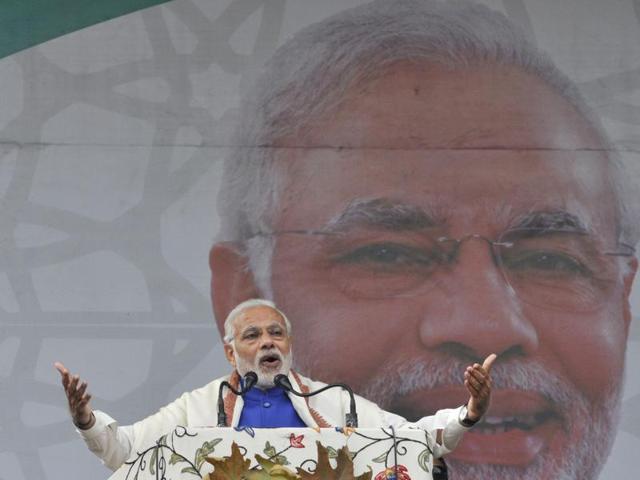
[374,465,411,480]
[289,433,305,448]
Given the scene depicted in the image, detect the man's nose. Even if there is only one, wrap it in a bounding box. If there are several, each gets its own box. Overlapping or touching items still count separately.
[419,241,539,361]
[259,335,275,349]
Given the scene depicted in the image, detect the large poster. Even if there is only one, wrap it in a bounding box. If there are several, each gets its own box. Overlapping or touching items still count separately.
[1,1,639,479]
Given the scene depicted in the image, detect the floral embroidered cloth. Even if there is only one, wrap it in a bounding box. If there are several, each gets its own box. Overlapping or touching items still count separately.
[107,426,435,479]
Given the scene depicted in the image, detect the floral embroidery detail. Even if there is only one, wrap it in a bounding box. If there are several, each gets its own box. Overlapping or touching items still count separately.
[291,371,332,428]
[233,426,255,438]
[309,407,332,428]
[289,433,305,448]
[374,465,411,480]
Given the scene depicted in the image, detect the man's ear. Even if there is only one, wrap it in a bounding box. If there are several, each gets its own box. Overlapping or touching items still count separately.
[622,257,638,336]
[209,242,261,337]
[224,343,237,368]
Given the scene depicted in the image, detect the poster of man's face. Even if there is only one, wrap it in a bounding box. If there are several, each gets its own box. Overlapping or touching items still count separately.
[1,1,639,479]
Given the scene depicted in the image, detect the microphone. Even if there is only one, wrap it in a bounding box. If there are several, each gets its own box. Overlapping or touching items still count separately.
[274,374,359,428]
[217,371,258,427]
[274,374,294,391]
[243,371,258,391]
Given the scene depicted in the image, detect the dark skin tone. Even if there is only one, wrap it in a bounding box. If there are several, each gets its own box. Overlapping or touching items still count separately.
[54,361,94,429]
[465,354,496,421]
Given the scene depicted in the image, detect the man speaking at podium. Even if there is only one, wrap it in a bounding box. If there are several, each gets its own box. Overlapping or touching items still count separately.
[55,299,494,472]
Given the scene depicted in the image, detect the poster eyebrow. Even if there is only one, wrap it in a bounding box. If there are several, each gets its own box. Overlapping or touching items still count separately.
[509,210,590,233]
[324,197,444,233]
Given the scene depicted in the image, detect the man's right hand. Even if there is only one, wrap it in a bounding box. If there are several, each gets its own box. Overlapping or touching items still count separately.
[54,361,95,429]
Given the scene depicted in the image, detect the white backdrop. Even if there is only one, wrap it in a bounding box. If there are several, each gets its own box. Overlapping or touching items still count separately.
[0,1,639,479]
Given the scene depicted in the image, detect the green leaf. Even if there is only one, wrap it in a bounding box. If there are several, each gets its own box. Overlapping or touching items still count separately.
[149,448,158,474]
[204,438,223,453]
[371,451,387,464]
[273,454,289,466]
[195,438,224,469]
[169,452,183,465]
[326,446,338,459]
[264,441,277,457]
[181,465,200,476]
[418,448,431,473]
[251,455,299,479]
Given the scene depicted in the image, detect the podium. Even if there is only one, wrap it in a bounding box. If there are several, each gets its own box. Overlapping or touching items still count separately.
[108,426,435,479]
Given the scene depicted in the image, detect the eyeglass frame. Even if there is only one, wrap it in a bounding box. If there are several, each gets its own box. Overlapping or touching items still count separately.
[242,227,636,310]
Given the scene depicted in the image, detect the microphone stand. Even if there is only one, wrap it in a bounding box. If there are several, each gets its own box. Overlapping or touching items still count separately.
[274,374,358,428]
[217,372,258,427]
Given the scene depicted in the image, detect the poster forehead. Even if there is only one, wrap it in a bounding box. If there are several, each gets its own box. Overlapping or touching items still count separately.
[274,151,616,232]
[275,63,603,152]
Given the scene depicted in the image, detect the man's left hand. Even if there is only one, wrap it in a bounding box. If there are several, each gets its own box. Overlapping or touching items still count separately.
[465,353,497,421]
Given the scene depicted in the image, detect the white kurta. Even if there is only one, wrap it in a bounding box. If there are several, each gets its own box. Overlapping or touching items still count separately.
[78,370,470,471]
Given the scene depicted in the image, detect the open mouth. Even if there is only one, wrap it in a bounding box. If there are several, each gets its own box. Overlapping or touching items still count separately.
[390,388,564,466]
[259,353,282,369]
[473,411,555,433]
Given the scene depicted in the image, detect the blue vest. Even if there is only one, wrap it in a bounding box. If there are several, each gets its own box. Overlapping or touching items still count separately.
[237,385,307,428]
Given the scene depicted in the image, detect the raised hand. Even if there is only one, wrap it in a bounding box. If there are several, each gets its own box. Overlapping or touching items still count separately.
[54,362,95,429]
[464,353,496,421]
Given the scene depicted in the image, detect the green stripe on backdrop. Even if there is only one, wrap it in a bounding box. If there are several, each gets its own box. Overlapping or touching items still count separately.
[0,0,173,59]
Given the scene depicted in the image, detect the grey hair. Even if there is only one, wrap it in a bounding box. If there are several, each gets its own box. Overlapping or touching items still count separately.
[223,298,292,343]
[216,0,638,293]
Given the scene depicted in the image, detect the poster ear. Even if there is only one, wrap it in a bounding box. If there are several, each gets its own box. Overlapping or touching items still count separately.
[623,257,638,335]
[209,242,261,336]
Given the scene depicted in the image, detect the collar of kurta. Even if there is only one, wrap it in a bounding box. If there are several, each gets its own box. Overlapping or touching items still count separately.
[223,370,331,428]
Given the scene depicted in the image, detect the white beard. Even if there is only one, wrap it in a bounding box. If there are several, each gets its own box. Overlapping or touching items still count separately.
[234,347,293,389]
[297,355,620,480]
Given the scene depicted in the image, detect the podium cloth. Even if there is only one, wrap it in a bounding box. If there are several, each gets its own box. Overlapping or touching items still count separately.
[107,426,436,479]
